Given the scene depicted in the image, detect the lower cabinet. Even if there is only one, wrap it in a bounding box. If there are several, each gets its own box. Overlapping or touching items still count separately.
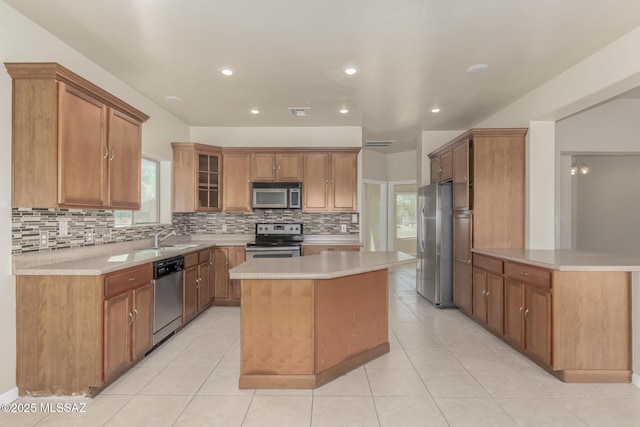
[103,266,154,383]
[453,212,472,314]
[301,245,361,256]
[472,254,504,335]
[213,246,246,305]
[183,249,212,323]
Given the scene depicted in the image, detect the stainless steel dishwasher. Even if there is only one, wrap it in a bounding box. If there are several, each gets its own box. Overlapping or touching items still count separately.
[153,255,184,345]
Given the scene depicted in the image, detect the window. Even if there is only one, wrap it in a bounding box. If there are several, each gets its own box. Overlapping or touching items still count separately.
[114,158,159,226]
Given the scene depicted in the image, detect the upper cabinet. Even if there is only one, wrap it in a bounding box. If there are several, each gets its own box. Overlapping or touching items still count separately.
[172,142,222,212]
[303,150,358,212]
[222,151,251,212]
[251,152,302,182]
[6,63,149,209]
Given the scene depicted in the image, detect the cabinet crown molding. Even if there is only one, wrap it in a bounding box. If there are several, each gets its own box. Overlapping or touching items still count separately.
[171,142,361,154]
[428,128,528,158]
[5,62,150,123]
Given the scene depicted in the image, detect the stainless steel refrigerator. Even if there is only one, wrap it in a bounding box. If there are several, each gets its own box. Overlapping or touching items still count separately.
[416,183,454,307]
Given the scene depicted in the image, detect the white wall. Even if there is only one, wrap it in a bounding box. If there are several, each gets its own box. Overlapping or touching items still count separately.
[0,1,190,401]
[362,150,388,181]
[190,126,362,148]
[386,151,417,182]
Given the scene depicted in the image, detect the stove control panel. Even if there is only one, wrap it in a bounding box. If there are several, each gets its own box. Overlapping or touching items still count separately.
[256,223,302,235]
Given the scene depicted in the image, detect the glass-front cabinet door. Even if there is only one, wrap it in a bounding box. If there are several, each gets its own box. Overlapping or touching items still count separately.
[197,152,221,211]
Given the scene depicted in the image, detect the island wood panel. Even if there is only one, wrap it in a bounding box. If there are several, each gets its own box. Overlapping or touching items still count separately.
[472,135,525,248]
[552,270,631,382]
[17,275,103,395]
[314,270,388,372]
[241,279,315,375]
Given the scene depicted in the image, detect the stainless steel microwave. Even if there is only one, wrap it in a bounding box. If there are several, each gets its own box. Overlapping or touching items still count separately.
[251,182,302,209]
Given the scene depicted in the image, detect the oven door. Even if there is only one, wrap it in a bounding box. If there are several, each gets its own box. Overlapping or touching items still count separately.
[246,246,301,259]
[252,187,288,209]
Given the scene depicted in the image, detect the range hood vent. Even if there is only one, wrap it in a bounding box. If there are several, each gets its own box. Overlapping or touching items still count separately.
[365,140,394,148]
[289,107,311,117]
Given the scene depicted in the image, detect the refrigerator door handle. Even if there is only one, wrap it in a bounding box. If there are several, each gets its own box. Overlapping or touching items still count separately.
[419,206,426,252]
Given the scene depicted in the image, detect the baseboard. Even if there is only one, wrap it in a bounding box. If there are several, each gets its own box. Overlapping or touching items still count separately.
[0,387,18,404]
[633,373,640,388]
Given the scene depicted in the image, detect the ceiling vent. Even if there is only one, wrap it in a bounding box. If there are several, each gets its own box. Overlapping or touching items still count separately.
[289,107,311,117]
[365,140,394,148]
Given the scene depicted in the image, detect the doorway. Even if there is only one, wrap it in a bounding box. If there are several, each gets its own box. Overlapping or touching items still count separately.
[363,180,387,251]
[388,181,417,256]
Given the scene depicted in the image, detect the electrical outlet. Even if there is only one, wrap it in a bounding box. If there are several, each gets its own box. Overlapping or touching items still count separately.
[340,224,347,232]
[351,214,358,223]
[39,231,48,248]
[59,219,69,236]
[85,230,93,243]
[222,224,227,232]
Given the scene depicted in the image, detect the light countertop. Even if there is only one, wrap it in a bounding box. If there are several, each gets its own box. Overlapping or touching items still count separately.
[472,248,640,272]
[229,251,416,280]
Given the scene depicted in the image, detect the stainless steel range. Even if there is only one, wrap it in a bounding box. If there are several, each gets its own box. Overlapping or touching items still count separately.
[246,223,303,259]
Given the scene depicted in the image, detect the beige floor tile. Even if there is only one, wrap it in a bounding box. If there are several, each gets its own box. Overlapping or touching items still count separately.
[173,395,252,426]
[311,396,379,427]
[366,368,430,397]
[404,348,465,370]
[35,395,132,427]
[591,383,640,398]
[138,366,211,395]
[435,397,517,427]
[365,348,415,370]
[375,396,448,427]
[242,396,312,427]
[313,368,371,396]
[254,388,312,396]
[419,369,489,397]
[197,368,254,396]
[136,344,184,368]
[0,398,55,426]
[216,346,241,369]
[471,370,546,398]
[104,395,191,427]
[102,366,163,395]
[558,397,640,426]
[454,353,515,371]
[167,346,225,369]
[495,398,588,426]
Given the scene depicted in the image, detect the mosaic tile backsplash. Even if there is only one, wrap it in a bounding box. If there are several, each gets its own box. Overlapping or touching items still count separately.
[12,208,359,254]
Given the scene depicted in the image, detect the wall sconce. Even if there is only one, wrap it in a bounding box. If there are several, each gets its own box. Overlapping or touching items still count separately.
[570,163,590,175]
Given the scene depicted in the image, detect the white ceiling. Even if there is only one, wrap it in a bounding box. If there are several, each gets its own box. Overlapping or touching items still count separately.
[5,0,640,153]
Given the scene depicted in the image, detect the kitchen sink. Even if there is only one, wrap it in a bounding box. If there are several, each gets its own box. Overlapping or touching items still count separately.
[157,243,203,250]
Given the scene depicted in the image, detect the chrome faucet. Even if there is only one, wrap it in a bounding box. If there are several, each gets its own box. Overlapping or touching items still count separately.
[154,229,176,248]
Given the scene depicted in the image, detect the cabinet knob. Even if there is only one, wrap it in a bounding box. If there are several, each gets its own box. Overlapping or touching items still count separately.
[521,271,529,276]
[110,149,115,161]
[524,309,530,320]
[128,312,134,325]
[467,259,471,265]
[485,291,490,300]
[272,163,276,171]
[519,306,523,316]
[103,147,109,159]
[128,277,137,282]
[134,308,138,321]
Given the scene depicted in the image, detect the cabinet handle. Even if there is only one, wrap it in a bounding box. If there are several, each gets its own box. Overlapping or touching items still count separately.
[278,165,281,170]
[464,175,468,181]
[109,149,115,161]
[520,271,529,276]
[103,147,109,159]
[128,312,133,325]
[483,262,488,266]
[481,290,486,297]
[485,291,490,300]
[519,306,523,316]
[467,259,471,265]
[272,163,275,171]
[134,308,138,321]
[524,309,530,320]
[128,277,137,282]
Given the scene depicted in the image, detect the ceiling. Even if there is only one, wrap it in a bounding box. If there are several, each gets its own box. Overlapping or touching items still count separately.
[5,0,640,154]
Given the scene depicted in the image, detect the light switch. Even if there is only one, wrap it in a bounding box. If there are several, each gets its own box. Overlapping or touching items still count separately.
[341,224,347,232]
[59,219,69,236]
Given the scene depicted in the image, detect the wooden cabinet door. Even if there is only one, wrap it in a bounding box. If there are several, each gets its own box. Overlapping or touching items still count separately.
[486,273,504,335]
[213,247,230,301]
[276,153,302,181]
[453,260,472,314]
[131,283,153,361]
[251,153,276,181]
[525,285,552,366]
[453,213,472,262]
[208,251,215,304]
[440,150,453,181]
[223,153,251,212]
[453,212,472,314]
[198,261,211,312]
[230,247,246,301]
[331,153,358,211]
[430,157,440,183]
[183,266,198,323]
[452,141,470,210]
[303,153,330,211]
[58,83,108,208]
[504,279,524,348]
[197,151,221,211]
[107,109,141,209]
[104,292,131,381]
[472,268,487,324]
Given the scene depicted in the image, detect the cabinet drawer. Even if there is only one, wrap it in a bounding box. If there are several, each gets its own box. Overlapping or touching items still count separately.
[198,249,210,264]
[184,252,199,268]
[105,264,152,297]
[505,262,551,289]
[473,254,503,274]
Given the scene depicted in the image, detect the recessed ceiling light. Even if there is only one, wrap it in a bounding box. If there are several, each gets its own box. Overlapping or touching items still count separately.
[339,108,349,114]
[466,63,489,74]
[164,95,181,102]
[343,66,359,76]
[431,108,441,113]
[250,109,260,115]
[219,67,235,76]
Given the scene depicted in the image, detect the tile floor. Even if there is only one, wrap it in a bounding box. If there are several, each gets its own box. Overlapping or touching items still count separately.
[4,264,640,426]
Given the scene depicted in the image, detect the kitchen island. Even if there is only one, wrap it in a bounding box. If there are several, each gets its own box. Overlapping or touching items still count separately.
[229,251,415,389]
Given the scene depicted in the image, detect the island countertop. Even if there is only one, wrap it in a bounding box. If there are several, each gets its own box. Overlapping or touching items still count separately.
[472,248,640,272]
[229,251,415,280]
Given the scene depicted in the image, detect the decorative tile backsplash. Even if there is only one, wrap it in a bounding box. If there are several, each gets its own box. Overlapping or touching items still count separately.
[12,208,359,254]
